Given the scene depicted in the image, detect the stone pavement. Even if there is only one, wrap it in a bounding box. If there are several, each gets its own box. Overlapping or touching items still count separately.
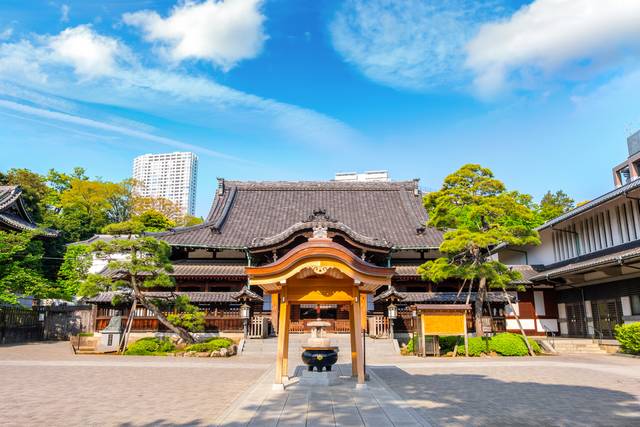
[1,342,640,426]
[217,364,429,427]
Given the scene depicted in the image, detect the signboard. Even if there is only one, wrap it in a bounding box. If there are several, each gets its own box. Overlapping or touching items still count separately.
[421,311,466,335]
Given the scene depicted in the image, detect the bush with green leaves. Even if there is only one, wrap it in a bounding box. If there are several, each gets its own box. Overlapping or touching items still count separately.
[489,333,540,356]
[166,295,205,333]
[406,333,539,356]
[185,337,234,353]
[615,323,640,354]
[125,337,176,356]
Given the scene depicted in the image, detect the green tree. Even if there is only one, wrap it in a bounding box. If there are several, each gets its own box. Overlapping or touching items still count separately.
[0,230,58,304]
[178,215,204,227]
[57,244,93,300]
[167,295,205,332]
[538,190,575,223]
[77,237,196,343]
[102,209,176,235]
[418,164,540,339]
[49,178,130,241]
[4,168,51,223]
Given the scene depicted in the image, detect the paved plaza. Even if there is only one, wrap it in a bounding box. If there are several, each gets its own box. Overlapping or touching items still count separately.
[1,342,639,426]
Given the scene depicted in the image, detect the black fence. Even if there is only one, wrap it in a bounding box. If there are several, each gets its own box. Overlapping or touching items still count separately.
[0,307,42,344]
[0,305,93,344]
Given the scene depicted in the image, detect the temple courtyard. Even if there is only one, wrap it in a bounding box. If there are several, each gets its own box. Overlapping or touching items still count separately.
[0,341,639,426]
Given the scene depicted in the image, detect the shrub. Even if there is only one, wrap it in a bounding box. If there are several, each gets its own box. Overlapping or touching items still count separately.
[166,295,205,333]
[185,337,234,353]
[455,336,491,356]
[125,337,176,356]
[489,333,540,356]
[615,323,640,354]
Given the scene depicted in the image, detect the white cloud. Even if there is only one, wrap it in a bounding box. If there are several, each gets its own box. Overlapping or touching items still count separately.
[60,4,70,23]
[329,0,506,91]
[0,98,240,160]
[467,0,640,96]
[47,25,130,78]
[123,0,266,70]
[0,27,13,40]
[0,25,360,152]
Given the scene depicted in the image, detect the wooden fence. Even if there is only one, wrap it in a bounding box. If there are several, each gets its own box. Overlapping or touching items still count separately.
[0,305,93,344]
[0,307,42,344]
[249,316,269,338]
[288,319,351,334]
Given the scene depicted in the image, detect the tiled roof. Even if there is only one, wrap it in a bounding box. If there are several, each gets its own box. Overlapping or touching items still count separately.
[154,180,443,250]
[530,244,640,280]
[508,264,538,284]
[393,264,421,277]
[171,260,247,277]
[374,291,517,303]
[85,291,261,304]
[101,260,248,279]
[538,178,640,230]
[0,186,58,236]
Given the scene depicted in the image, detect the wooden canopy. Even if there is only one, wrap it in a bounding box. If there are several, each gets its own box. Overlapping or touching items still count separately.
[246,235,394,388]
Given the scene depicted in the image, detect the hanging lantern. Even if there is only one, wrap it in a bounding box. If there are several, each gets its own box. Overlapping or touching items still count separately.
[388,303,398,320]
[240,303,251,320]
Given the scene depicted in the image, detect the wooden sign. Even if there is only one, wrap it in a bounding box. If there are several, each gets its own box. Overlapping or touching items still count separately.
[416,304,470,336]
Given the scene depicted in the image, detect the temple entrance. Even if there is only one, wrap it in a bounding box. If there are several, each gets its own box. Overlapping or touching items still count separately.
[246,233,394,388]
[290,304,351,333]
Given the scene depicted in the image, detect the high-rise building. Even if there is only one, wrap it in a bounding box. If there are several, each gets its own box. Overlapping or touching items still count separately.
[613,130,640,187]
[334,170,389,182]
[132,152,198,215]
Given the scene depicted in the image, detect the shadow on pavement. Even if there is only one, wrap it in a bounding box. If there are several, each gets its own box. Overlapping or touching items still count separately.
[371,365,640,426]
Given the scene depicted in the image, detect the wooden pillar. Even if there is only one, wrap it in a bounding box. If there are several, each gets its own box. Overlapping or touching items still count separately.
[360,293,368,333]
[349,303,357,376]
[271,292,279,333]
[282,302,291,379]
[274,294,289,387]
[353,291,365,385]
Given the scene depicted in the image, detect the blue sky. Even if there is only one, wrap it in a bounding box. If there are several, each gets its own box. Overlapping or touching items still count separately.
[1,0,640,217]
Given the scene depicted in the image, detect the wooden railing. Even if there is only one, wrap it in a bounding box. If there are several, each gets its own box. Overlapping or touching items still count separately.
[96,315,244,332]
[369,315,389,338]
[288,319,351,334]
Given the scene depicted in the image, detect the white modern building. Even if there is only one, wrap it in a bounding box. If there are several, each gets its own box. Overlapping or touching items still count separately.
[334,170,389,182]
[132,152,198,215]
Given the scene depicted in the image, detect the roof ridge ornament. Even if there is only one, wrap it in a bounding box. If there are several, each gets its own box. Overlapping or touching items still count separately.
[306,208,337,223]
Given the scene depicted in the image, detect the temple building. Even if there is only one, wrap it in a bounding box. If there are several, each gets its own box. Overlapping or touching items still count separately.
[87,179,536,338]
[498,133,640,339]
[0,186,58,237]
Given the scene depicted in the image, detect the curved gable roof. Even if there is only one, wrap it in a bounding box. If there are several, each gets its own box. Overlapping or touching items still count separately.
[155,179,443,249]
[0,186,58,237]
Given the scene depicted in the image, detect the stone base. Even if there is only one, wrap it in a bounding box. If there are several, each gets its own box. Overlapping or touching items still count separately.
[299,370,340,386]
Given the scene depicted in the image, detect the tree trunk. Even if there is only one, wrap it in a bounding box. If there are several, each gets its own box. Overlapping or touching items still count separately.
[119,298,137,354]
[136,292,195,344]
[475,277,487,337]
[502,288,535,356]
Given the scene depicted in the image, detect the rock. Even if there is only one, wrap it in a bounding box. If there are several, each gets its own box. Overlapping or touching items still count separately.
[219,347,228,357]
[184,351,196,357]
[196,351,210,357]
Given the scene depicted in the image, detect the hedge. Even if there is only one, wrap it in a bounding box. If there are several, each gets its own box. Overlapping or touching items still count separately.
[406,333,540,356]
[614,323,640,354]
[185,337,234,353]
[125,337,176,356]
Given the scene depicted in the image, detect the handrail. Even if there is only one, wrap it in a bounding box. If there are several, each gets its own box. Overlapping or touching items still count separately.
[592,328,604,346]
[543,326,555,350]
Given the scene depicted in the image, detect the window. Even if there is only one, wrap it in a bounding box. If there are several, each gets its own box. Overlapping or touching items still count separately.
[617,166,631,184]
[631,294,640,315]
